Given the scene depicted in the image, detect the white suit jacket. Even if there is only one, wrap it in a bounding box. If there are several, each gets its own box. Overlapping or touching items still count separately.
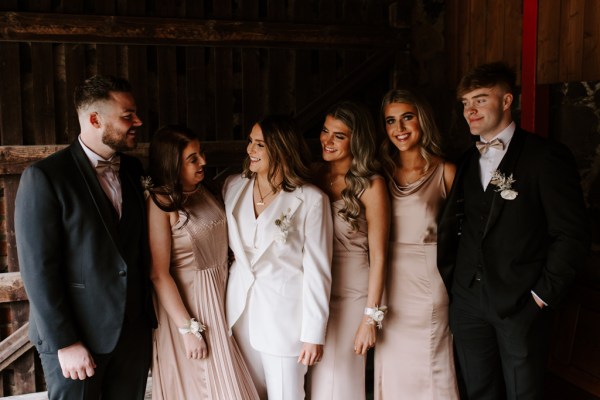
[223,174,333,357]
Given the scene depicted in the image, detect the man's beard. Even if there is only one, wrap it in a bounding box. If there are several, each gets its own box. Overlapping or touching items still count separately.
[102,123,136,152]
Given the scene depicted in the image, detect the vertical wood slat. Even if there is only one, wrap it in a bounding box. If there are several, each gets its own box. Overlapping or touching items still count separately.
[127,45,150,142]
[485,0,505,62]
[445,0,459,85]
[157,47,178,128]
[559,0,585,82]
[503,0,522,83]
[213,1,233,141]
[0,43,23,145]
[319,0,337,113]
[469,0,487,67]
[184,1,206,139]
[457,0,471,80]
[537,0,561,84]
[293,0,313,112]
[582,0,600,81]
[241,48,261,135]
[186,48,208,139]
[31,43,56,145]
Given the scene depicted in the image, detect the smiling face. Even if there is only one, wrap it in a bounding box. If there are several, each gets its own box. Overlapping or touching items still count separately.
[247,123,270,176]
[460,85,513,141]
[98,91,142,152]
[383,102,422,152]
[179,139,206,191]
[320,115,353,164]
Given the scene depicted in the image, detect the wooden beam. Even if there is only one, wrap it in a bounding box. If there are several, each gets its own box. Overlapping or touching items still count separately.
[0,322,32,373]
[0,12,408,49]
[0,273,27,303]
[0,141,249,174]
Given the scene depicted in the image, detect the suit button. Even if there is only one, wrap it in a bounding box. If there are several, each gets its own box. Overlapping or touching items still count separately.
[118,270,126,277]
[37,340,42,345]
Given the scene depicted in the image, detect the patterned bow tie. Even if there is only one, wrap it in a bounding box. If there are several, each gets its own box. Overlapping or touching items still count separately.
[476,138,504,154]
[96,157,121,174]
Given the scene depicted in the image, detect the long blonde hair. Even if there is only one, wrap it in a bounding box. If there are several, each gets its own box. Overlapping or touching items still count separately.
[326,101,380,231]
[379,89,443,181]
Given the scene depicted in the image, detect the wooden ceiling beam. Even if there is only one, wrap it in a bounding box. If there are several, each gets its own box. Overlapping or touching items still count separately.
[0,11,408,49]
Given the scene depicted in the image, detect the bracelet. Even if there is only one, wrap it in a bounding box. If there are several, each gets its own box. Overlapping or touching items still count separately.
[364,305,388,329]
[178,318,206,340]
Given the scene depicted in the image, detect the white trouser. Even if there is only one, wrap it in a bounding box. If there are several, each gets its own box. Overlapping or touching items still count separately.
[233,308,308,400]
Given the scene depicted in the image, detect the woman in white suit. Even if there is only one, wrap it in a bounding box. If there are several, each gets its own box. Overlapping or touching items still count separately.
[223,115,333,400]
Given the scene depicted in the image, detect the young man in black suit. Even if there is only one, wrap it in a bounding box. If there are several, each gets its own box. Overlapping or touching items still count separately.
[437,62,589,399]
[15,75,156,399]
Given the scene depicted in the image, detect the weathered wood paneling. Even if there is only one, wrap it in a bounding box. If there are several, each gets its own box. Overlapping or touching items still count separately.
[445,0,600,85]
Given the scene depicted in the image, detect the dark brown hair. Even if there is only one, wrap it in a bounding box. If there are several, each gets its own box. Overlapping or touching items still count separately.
[74,75,132,111]
[457,61,517,98]
[148,125,202,213]
[242,115,312,192]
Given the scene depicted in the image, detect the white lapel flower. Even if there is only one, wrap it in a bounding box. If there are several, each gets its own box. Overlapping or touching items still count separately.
[490,170,518,200]
[274,208,293,244]
[140,176,154,200]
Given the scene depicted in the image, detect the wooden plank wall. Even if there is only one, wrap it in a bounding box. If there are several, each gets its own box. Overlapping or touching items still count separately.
[445,0,600,86]
[0,0,408,396]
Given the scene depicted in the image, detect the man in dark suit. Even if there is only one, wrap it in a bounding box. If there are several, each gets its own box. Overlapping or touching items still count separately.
[15,75,156,399]
[438,62,589,399]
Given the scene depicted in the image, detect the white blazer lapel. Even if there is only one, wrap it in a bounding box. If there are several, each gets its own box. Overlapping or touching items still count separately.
[226,177,253,268]
[251,189,303,264]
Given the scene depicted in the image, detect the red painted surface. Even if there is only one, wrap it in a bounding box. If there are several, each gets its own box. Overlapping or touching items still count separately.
[521,0,539,134]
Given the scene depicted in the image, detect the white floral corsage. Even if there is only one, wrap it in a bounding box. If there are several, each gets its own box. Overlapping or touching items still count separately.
[140,176,154,200]
[490,170,518,200]
[274,208,293,244]
[364,305,388,329]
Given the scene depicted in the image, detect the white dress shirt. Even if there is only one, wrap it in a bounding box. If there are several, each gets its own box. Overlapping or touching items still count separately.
[478,121,516,190]
[78,136,122,218]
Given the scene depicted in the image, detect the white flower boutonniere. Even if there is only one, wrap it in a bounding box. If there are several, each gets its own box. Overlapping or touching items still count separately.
[490,170,518,200]
[140,176,154,200]
[274,208,293,244]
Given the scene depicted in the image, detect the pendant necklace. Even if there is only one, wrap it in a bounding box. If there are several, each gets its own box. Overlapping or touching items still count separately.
[255,181,274,206]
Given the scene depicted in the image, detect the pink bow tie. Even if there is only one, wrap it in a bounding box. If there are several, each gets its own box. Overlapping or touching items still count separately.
[96,157,121,174]
[476,138,504,154]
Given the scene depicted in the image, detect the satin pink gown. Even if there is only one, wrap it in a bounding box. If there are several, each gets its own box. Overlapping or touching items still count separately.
[374,163,459,399]
[151,187,259,400]
[308,185,372,400]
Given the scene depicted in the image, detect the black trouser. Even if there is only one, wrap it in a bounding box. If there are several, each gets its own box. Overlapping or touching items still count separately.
[449,281,551,400]
[39,317,152,400]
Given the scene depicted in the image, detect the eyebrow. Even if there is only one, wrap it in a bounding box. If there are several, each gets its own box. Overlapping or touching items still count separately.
[461,93,488,101]
[185,153,198,161]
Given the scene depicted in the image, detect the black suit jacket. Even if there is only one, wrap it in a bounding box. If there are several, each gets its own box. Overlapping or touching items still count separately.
[438,128,590,317]
[15,140,156,354]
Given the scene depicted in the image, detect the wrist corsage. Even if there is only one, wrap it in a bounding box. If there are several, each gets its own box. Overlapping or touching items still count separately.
[178,318,206,340]
[364,305,388,329]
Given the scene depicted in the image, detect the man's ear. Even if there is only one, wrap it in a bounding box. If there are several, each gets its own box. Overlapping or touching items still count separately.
[503,93,513,111]
[89,112,101,128]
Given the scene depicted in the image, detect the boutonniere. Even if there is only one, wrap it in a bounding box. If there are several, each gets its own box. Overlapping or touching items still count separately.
[490,170,518,200]
[140,176,154,200]
[274,208,293,244]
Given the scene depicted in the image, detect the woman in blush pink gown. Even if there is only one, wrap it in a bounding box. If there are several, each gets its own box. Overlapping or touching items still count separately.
[309,101,390,400]
[375,90,458,400]
[147,125,259,400]
[374,89,459,400]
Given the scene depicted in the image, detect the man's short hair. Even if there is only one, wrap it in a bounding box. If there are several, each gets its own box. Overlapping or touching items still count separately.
[457,61,516,98]
[74,75,132,111]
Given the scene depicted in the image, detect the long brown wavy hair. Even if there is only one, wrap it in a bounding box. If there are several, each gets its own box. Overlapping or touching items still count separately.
[242,115,312,192]
[325,101,380,232]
